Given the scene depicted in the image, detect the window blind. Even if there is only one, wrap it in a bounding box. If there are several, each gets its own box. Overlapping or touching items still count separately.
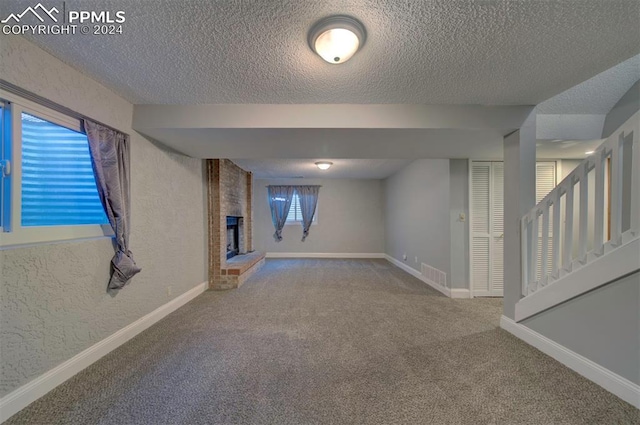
[20,113,107,226]
[287,194,302,222]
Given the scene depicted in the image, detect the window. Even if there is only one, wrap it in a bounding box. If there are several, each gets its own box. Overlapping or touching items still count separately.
[285,193,318,224]
[1,101,8,230]
[21,113,107,226]
[0,92,109,247]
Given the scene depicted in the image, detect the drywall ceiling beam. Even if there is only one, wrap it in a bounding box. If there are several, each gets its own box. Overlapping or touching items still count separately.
[133,104,534,131]
[537,114,606,140]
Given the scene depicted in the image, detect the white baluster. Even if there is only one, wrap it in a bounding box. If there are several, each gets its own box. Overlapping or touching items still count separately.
[541,203,550,284]
[563,180,574,271]
[551,190,561,277]
[578,165,589,263]
[594,151,605,255]
[521,217,529,296]
[610,135,623,245]
[529,211,539,287]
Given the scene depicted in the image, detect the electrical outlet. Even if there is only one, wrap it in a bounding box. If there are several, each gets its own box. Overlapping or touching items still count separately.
[402,253,407,261]
[167,286,173,296]
[459,212,466,222]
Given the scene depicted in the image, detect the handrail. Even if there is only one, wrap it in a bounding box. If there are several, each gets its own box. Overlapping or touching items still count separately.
[521,111,639,296]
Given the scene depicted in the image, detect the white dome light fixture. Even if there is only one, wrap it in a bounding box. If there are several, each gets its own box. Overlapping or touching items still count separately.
[315,161,333,170]
[308,15,366,64]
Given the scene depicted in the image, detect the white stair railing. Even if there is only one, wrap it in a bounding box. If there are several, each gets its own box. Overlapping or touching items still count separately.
[521,112,640,297]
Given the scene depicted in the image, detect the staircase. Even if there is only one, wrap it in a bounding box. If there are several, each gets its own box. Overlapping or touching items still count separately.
[515,112,639,321]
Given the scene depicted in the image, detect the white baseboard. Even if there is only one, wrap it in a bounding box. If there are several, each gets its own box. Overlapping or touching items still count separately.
[500,315,640,409]
[266,252,386,259]
[0,281,208,423]
[450,288,471,298]
[385,255,451,297]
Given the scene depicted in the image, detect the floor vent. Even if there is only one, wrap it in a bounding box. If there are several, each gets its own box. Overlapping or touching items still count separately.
[421,263,447,288]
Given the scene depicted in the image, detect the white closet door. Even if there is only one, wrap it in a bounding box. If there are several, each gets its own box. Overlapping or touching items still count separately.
[471,162,492,296]
[470,161,556,297]
[491,163,504,294]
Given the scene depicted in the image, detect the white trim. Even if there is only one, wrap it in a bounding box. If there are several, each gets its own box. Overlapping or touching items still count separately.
[450,288,471,298]
[500,315,640,409]
[0,235,114,251]
[515,237,640,321]
[385,255,451,297]
[0,89,81,129]
[0,281,208,423]
[265,252,385,259]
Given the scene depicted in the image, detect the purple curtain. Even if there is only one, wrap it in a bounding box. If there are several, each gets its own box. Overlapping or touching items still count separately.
[296,186,320,241]
[83,120,141,290]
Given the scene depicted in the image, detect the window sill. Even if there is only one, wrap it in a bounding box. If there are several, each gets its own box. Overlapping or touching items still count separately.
[0,224,113,249]
[0,234,114,250]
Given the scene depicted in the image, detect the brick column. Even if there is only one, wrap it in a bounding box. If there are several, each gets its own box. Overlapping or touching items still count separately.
[207,159,223,287]
[246,172,253,252]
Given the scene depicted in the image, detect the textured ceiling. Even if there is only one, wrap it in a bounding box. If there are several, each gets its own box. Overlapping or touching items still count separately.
[232,159,413,179]
[7,0,640,105]
[538,55,640,114]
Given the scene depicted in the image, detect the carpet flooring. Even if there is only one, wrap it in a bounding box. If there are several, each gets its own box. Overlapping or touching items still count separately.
[6,259,638,424]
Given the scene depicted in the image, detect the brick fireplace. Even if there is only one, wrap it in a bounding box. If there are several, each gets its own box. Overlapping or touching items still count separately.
[207,159,264,290]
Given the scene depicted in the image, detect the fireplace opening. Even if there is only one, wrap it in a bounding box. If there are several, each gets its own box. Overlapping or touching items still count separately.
[226,216,241,260]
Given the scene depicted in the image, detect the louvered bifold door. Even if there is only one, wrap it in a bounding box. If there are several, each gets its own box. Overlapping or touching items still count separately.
[491,163,505,295]
[471,161,556,296]
[471,162,492,296]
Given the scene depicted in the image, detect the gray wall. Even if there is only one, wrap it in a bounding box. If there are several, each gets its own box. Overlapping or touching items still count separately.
[524,271,640,385]
[601,80,639,138]
[449,160,469,289]
[253,178,384,254]
[0,37,207,397]
[559,159,581,180]
[384,159,451,278]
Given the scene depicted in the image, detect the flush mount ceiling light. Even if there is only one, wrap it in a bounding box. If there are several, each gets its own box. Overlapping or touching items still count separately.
[308,15,366,64]
[315,161,333,170]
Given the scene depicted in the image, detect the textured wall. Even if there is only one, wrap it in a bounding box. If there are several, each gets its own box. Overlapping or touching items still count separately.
[0,36,207,397]
[253,178,384,254]
[601,80,640,138]
[384,160,451,278]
